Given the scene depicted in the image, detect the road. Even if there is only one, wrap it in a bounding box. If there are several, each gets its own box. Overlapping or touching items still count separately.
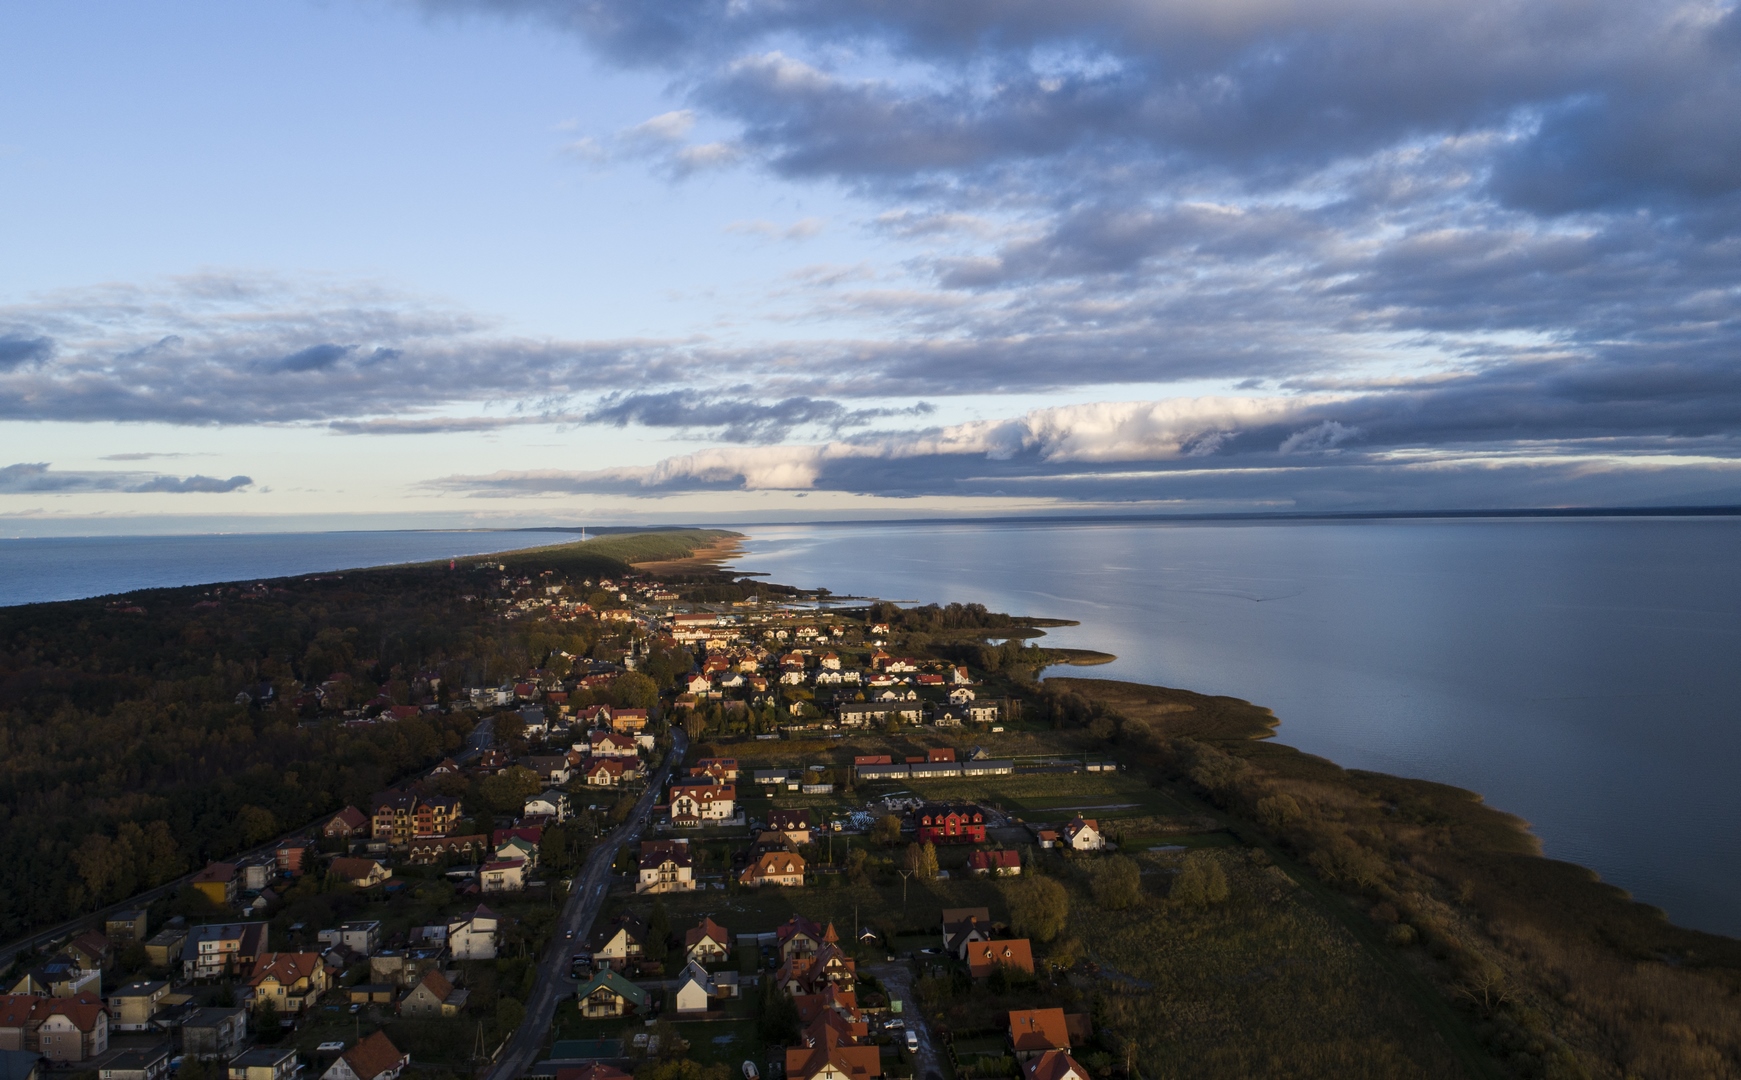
[485,729,686,1080]
[867,963,945,1080]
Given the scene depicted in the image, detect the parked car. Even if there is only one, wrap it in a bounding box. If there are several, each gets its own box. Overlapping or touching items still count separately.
[905,1030,920,1053]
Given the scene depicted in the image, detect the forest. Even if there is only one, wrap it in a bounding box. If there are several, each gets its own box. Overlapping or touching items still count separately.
[0,529,731,939]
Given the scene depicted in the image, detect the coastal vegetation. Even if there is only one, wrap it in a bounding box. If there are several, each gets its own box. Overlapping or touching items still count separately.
[0,528,731,937]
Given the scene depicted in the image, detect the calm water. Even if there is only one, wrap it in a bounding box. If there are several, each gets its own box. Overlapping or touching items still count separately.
[0,531,565,607]
[729,518,1741,937]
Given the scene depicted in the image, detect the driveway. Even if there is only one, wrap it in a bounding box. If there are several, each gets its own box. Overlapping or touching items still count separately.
[866,962,945,1080]
[485,730,687,1080]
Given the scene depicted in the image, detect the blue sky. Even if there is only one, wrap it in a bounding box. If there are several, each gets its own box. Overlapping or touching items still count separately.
[4,0,1740,533]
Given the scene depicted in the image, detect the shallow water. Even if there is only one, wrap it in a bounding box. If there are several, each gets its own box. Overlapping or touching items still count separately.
[729,517,1741,937]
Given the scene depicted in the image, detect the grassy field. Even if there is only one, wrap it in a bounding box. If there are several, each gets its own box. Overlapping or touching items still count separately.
[901,770,1192,820]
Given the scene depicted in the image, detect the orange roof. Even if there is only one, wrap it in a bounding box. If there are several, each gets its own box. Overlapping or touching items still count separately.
[1008,1008,1071,1054]
[785,1044,881,1080]
[741,850,806,881]
[35,992,107,1032]
[249,952,322,987]
[684,917,729,951]
[341,1030,407,1080]
[0,995,37,1027]
[415,967,453,1001]
[968,939,1034,978]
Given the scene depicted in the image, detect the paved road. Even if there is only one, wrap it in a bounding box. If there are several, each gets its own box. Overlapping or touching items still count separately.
[485,730,685,1080]
[867,962,944,1080]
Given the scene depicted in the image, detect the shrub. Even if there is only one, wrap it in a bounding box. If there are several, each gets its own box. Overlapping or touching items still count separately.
[1170,852,1230,907]
[1091,855,1143,911]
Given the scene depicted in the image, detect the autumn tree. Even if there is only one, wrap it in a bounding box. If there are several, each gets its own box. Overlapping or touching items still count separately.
[1006,876,1069,942]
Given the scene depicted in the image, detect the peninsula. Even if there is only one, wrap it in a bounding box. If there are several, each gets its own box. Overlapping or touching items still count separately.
[0,529,1734,1080]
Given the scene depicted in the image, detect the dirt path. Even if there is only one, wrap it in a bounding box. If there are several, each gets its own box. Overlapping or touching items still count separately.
[867,962,945,1080]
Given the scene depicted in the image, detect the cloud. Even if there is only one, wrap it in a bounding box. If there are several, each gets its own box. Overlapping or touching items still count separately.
[0,333,53,371]
[427,385,1741,508]
[0,462,253,494]
[583,391,932,442]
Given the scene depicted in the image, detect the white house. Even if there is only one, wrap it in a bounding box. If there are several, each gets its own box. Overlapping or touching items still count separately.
[447,906,498,960]
[673,960,716,1014]
[949,687,976,704]
[1063,817,1104,851]
[480,861,526,893]
[523,790,571,822]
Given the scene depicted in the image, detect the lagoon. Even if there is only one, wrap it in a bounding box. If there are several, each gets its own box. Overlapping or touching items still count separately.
[729,517,1741,936]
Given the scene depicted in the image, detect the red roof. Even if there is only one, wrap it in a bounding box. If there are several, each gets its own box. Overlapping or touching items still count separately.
[967,939,1034,978]
[340,1030,408,1080]
[1008,1008,1071,1054]
[969,849,1022,871]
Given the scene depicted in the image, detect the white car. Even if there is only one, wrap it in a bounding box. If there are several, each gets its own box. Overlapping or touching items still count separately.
[905,1030,920,1053]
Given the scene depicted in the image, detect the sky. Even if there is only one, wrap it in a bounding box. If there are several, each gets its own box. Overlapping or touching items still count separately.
[3,0,1740,534]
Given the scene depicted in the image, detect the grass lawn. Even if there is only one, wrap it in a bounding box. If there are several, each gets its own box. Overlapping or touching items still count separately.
[672,1018,761,1068]
[902,772,1185,818]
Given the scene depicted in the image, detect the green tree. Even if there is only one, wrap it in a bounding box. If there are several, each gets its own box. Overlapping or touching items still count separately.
[494,996,525,1039]
[609,671,659,710]
[476,766,543,815]
[1091,854,1143,911]
[871,815,903,847]
[237,805,279,846]
[252,999,280,1043]
[1006,876,1069,943]
[1170,851,1230,907]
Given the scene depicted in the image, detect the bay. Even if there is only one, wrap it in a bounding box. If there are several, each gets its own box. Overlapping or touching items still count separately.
[728,517,1741,937]
[0,531,564,607]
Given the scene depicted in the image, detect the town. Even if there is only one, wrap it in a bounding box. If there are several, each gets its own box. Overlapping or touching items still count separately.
[0,554,1183,1080]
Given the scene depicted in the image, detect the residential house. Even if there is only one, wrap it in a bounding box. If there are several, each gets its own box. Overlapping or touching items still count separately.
[969,850,1022,876]
[967,703,1000,724]
[588,731,639,758]
[177,1008,246,1060]
[63,930,112,973]
[406,834,487,865]
[479,861,526,893]
[766,809,812,844]
[941,909,994,960]
[228,1048,298,1080]
[190,864,238,907]
[330,858,391,889]
[967,940,1035,979]
[518,787,567,822]
[104,911,149,944]
[690,758,739,783]
[669,783,735,826]
[1021,1052,1091,1080]
[368,791,420,845]
[446,907,498,961]
[520,756,572,787]
[0,998,34,1052]
[411,796,463,838]
[588,916,646,972]
[915,804,987,845]
[574,970,647,1019]
[33,995,108,1062]
[1063,817,1104,852]
[106,982,170,1032]
[274,844,310,877]
[608,709,648,734]
[494,837,539,869]
[948,687,976,704]
[99,1045,170,1080]
[247,953,329,1016]
[143,927,186,969]
[636,841,695,895]
[315,921,381,957]
[1007,1009,1072,1063]
[397,970,465,1019]
[1029,827,1060,850]
[775,916,831,962]
[739,850,806,888]
[321,807,368,840]
[683,918,730,964]
[673,960,720,1014]
[581,758,627,787]
[320,1031,408,1080]
[181,923,269,981]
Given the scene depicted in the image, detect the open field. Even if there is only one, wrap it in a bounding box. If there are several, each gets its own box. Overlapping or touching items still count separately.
[901,770,1193,820]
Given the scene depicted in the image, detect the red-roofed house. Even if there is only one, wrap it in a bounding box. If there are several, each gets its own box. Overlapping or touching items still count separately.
[966,939,1034,979]
[969,850,1022,876]
[1007,1009,1071,1062]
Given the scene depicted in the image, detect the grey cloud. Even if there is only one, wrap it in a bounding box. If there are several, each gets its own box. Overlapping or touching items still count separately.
[0,333,53,371]
[584,390,933,442]
[266,343,357,373]
[0,462,253,494]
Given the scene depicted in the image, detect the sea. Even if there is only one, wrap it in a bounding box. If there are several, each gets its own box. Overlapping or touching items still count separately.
[3,517,1739,937]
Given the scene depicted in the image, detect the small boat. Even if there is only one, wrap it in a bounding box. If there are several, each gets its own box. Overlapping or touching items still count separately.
[743,1063,759,1080]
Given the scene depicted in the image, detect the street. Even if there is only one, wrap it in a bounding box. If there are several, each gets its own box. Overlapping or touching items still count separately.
[866,962,945,1080]
[484,729,686,1080]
